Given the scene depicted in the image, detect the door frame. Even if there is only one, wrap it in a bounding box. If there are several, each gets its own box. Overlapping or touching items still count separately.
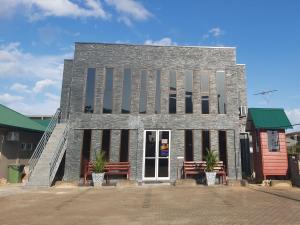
[142,130,171,181]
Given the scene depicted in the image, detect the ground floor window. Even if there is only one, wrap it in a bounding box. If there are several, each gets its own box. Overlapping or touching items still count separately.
[120,130,129,162]
[80,130,91,176]
[218,131,227,168]
[202,130,210,159]
[102,129,111,161]
[185,130,193,161]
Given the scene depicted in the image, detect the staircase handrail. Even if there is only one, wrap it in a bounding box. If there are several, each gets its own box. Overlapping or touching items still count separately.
[28,108,61,178]
[49,122,69,184]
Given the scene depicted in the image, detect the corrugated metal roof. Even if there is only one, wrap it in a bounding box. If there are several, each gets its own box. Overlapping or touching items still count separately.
[248,108,293,129]
[0,104,46,132]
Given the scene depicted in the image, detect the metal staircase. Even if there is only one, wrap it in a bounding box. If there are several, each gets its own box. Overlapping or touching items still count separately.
[27,109,69,187]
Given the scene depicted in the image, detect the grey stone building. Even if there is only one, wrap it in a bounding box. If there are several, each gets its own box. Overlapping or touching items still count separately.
[60,42,247,183]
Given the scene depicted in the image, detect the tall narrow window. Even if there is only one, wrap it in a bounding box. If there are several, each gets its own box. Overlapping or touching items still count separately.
[80,130,91,176]
[219,131,227,168]
[201,96,209,114]
[120,130,129,162]
[200,73,209,93]
[155,70,161,114]
[185,130,194,161]
[121,69,132,113]
[84,68,95,113]
[185,70,193,113]
[103,68,113,113]
[202,130,210,159]
[169,70,177,114]
[267,130,280,152]
[102,130,111,161]
[139,71,147,113]
[216,71,226,114]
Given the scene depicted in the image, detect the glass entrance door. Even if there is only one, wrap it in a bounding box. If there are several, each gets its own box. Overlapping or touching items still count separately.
[143,130,171,181]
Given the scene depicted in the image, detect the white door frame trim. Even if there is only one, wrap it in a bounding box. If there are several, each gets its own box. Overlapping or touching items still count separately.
[142,130,171,181]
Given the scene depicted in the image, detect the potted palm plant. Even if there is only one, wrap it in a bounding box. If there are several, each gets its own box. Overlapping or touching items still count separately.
[92,151,106,186]
[204,149,218,186]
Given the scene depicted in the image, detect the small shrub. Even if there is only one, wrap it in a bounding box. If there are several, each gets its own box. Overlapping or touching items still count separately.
[93,151,106,173]
[204,148,218,172]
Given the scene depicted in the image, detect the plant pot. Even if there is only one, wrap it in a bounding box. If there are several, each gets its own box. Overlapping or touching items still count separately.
[205,172,216,186]
[92,172,105,186]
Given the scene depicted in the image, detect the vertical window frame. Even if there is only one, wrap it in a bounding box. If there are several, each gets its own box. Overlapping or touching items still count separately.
[121,68,132,114]
[103,68,114,114]
[169,70,177,114]
[84,68,96,113]
[216,70,227,114]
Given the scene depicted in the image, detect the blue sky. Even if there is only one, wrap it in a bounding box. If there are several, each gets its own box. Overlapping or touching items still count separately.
[0,0,299,131]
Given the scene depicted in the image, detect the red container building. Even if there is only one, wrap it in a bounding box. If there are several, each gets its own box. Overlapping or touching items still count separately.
[247,108,293,181]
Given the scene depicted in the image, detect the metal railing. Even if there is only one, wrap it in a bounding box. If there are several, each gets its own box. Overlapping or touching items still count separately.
[49,123,69,184]
[28,108,61,178]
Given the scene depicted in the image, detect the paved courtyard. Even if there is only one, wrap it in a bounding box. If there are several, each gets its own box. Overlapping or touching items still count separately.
[1,184,300,225]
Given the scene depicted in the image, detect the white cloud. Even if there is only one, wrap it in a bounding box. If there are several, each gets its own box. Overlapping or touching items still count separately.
[0,42,70,81]
[0,0,109,20]
[0,93,24,104]
[202,27,225,40]
[33,79,57,93]
[286,108,300,131]
[5,97,59,115]
[144,37,177,46]
[105,0,151,26]
[45,92,60,102]
[10,83,31,93]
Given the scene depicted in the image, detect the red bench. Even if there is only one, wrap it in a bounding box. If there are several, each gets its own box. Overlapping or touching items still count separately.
[183,161,206,178]
[183,161,227,184]
[84,161,130,184]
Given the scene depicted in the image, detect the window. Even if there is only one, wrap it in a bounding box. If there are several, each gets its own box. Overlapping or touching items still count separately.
[169,70,177,114]
[201,96,209,114]
[80,130,91,176]
[26,143,33,151]
[103,68,113,113]
[185,130,193,161]
[185,70,193,113]
[102,130,111,161]
[218,131,227,168]
[216,71,226,114]
[267,130,280,152]
[155,70,161,114]
[202,130,210,159]
[120,130,129,162]
[139,71,147,113]
[20,143,26,151]
[121,69,132,113]
[200,73,209,93]
[84,68,96,113]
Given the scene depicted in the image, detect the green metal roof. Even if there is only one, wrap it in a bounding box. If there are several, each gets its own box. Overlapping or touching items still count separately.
[248,108,293,129]
[33,119,51,128]
[0,104,46,132]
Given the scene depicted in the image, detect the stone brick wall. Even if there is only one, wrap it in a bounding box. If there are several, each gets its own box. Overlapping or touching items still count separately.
[61,43,246,182]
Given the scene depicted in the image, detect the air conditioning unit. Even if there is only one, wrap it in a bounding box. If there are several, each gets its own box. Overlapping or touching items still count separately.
[6,132,20,141]
[239,106,247,117]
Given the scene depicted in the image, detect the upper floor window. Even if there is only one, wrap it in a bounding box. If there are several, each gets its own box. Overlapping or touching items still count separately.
[84,68,96,113]
[200,73,209,93]
[139,70,147,113]
[155,70,161,114]
[103,68,113,113]
[267,130,280,152]
[216,71,227,114]
[121,68,132,113]
[169,70,177,114]
[201,96,209,114]
[185,70,193,113]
